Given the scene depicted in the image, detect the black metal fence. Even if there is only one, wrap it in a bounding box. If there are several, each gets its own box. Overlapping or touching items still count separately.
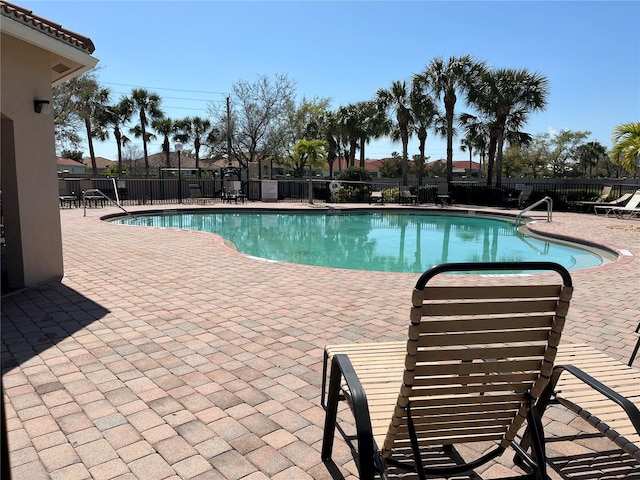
[59,176,640,211]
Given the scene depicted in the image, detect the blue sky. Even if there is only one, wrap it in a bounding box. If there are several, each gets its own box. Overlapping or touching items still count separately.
[22,0,640,161]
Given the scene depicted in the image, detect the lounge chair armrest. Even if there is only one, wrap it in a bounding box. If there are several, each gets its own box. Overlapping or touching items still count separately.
[556,364,640,437]
[322,354,376,479]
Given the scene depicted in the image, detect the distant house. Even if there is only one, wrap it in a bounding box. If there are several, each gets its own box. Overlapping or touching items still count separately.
[128,151,197,176]
[427,158,482,178]
[57,156,86,174]
[82,156,116,174]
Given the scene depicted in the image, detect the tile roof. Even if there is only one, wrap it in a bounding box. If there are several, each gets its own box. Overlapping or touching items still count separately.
[0,1,95,53]
[56,156,85,166]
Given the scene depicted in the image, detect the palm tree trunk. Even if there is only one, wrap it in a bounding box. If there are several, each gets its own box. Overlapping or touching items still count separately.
[85,118,98,176]
[444,90,456,184]
[485,135,497,188]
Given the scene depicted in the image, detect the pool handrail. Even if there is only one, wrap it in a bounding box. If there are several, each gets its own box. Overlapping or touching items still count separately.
[516,196,553,226]
[83,188,131,217]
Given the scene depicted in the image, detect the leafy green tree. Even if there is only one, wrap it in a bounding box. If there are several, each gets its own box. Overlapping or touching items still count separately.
[377,80,413,185]
[427,160,447,178]
[53,81,83,153]
[130,88,164,177]
[101,162,128,177]
[289,138,328,178]
[293,139,328,204]
[518,133,551,178]
[337,166,372,182]
[61,149,84,162]
[283,97,333,178]
[611,122,640,175]
[546,129,591,176]
[379,157,403,178]
[502,145,527,177]
[417,55,487,182]
[469,68,548,187]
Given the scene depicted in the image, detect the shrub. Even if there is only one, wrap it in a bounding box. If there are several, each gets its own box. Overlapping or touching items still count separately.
[337,167,372,182]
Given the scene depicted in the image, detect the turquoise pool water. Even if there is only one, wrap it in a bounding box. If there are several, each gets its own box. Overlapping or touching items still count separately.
[112,211,606,273]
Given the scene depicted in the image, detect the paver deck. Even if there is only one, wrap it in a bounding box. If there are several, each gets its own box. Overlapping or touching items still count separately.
[2,202,639,479]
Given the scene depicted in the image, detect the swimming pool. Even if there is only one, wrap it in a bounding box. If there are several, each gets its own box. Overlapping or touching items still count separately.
[111,210,608,273]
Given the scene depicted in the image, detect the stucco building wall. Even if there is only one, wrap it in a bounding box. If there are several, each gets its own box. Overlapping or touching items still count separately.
[1,33,64,287]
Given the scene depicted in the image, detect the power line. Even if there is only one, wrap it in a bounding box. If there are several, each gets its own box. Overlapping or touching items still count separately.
[110,91,225,104]
[102,81,228,96]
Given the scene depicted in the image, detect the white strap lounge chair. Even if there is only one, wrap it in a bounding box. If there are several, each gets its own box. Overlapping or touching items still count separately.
[594,189,640,217]
[322,261,573,479]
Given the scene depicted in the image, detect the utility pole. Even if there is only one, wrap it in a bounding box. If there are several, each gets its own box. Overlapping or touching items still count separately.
[226,96,232,167]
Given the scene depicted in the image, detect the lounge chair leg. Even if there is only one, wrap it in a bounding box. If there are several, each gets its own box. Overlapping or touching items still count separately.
[322,355,377,480]
[321,359,340,461]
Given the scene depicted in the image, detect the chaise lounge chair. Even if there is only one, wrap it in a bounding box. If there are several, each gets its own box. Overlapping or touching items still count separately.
[189,184,216,204]
[322,261,573,479]
[399,186,418,205]
[594,189,640,218]
[369,190,384,205]
[571,185,613,212]
[530,343,640,462]
[505,185,534,209]
[436,182,451,206]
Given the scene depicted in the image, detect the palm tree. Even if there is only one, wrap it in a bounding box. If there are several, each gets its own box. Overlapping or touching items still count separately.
[469,68,548,187]
[152,117,176,168]
[66,74,110,175]
[417,55,486,182]
[317,110,339,177]
[459,113,489,177]
[410,82,441,184]
[130,88,163,177]
[100,97,133,176]
[175,116,212,175]
[335,104,358,168]
[357,101,388,168]
[377,81,412,185]
[576,141,607,177]
[336,101,387,169]
[611,122,640,175]
[293,139,328,204]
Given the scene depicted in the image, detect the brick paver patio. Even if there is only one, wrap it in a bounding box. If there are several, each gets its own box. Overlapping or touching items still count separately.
[2,202,639,479]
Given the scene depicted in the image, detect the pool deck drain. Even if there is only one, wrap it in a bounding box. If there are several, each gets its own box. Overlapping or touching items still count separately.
[2,202,639,479]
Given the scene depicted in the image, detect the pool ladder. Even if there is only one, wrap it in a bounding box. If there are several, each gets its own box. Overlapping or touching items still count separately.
[83,178,131,217]
[516,196,553,226]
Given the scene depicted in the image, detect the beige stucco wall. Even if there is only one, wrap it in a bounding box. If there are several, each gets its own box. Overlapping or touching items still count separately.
[1,33,64,288]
